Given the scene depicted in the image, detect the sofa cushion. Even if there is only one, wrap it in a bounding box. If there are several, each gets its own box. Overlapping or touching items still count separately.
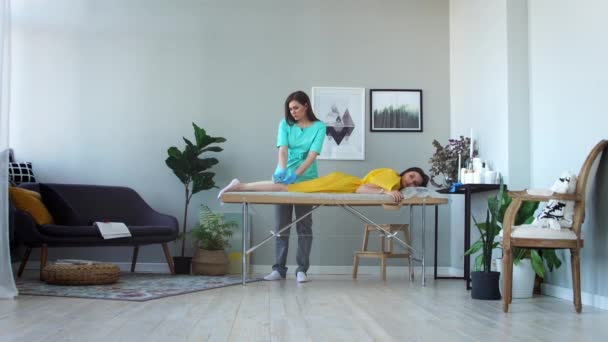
[39,183,89,226]
[9,162,36,185]
[9,187,55,225]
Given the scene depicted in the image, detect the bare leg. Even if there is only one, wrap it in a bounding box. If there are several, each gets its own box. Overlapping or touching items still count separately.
[234,181,288,192]
[219,178,288,199]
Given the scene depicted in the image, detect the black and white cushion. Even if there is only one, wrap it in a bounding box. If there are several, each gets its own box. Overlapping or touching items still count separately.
[8,162,36,185]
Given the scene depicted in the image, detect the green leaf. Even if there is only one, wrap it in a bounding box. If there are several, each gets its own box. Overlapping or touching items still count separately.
[515,201,540,225]
[201,146,223,153]
[464,240,483,256]
[473,254,484,272]
[213,137,227,143]
[193,123,207,147]
[192,157,219,172]
[543,249,562,271]
[183,137,195,148]
[165,156,190,184]
[512,248,527,265]
[192,172,216,194]
[530,249,545,278]
[167,146,182,158]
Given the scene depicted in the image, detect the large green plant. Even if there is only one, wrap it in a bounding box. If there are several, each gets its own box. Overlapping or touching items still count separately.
[190,205,237,251]
[465,182,562,278]
[465,182,510,272]
[165,123,226,257]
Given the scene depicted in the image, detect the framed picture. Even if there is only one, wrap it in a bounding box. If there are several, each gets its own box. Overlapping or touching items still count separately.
[370,89,423,132]
[312,87,365,160]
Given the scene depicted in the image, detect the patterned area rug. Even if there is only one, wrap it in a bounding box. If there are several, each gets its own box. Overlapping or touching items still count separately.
[16,273,261,302]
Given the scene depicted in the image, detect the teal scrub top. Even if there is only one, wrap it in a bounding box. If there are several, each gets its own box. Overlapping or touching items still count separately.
[276,119,326,182]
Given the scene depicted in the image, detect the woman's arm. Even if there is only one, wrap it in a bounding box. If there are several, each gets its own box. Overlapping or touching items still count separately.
[293,151,319,176]
[277,146,288,169]
[355,184,403,202]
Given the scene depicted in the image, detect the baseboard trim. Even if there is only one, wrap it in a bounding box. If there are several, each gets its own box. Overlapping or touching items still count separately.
[15,261,461,277]
[542,283,608,311]
[250,264,462,277]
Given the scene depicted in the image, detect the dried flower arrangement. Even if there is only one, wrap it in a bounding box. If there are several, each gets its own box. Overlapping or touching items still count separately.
[428,136,475,187]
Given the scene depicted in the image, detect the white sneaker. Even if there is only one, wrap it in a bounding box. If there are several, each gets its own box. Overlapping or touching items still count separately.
[296,272,308,283]
[264,270,283,281]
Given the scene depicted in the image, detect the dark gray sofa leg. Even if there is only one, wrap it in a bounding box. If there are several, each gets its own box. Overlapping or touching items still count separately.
[161,243,175,275]
[17,247,32,277]
[39,244,48,281]
[131,246,139,272]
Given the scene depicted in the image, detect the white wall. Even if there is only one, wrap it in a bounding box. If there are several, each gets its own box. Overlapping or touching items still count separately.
[529,0,608,297]
[449,0,513,270]
[450,0,608,303]
[9,0,452,267]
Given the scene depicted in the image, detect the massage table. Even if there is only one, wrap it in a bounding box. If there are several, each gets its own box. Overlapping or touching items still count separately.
[220,191,448,286]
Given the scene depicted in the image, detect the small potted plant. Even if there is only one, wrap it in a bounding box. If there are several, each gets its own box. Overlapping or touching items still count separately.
[428,136,474,188]
[190,205,238,276]
[165,123,226,274]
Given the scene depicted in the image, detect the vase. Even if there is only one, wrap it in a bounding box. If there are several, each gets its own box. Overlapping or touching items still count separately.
[172,256,192,275]
[496,258,535,299]
[192,249,230,276]
[471,271,501,300]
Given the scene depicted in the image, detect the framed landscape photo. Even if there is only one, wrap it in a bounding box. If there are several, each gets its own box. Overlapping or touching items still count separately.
[312,87,365,160]
[370,89,423,132]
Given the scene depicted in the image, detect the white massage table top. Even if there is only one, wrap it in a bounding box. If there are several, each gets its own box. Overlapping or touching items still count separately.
[220,191,448,206]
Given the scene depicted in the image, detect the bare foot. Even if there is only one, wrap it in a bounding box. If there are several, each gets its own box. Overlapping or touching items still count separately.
[217,179,240,199]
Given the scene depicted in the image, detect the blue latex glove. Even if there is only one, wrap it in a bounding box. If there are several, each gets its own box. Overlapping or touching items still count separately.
[279,172,297,185]
[273,166,287,183]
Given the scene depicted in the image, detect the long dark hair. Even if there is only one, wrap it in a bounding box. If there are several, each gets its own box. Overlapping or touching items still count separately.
[284,90,319,125]
[400,167,430,187]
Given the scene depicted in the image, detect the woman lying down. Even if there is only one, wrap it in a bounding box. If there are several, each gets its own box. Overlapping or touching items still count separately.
[218,167,430,203]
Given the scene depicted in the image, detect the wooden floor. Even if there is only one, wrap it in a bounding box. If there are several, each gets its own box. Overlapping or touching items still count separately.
[1,274,607,341]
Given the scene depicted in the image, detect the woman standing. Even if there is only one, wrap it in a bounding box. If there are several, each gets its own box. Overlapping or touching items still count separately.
[265,90,326,283]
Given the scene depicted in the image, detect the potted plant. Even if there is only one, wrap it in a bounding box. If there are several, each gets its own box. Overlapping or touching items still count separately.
[494,193,562,298]
[190,205,238,276]
[468,183,563,299]
[429,136,474,188]
[165,123,226,274]
[464,180,506,300]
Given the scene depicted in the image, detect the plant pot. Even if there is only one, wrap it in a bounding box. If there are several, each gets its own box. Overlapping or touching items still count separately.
[496,258,535,299]
[192,249,229,276]
[173,256,192,275]
[471,271,501,300]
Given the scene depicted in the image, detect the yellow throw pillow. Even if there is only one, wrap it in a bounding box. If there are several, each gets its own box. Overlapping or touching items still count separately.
[9,187,55,225]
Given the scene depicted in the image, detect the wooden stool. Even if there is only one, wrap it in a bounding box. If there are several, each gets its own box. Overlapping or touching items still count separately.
[352,224,411,281]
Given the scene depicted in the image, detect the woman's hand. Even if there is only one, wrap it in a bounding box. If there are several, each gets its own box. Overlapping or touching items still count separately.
[279,172,297,184]
[273,166,287,183]
[387,190,403,203]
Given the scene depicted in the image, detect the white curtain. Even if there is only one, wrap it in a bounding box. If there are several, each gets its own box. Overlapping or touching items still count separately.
[0,0,16,299]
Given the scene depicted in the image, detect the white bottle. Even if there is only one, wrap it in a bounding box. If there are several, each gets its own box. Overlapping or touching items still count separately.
[473,170,481,184]
[480,162,488,183]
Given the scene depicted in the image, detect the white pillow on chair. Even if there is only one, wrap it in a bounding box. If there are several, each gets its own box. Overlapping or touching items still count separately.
[533,171,577,230]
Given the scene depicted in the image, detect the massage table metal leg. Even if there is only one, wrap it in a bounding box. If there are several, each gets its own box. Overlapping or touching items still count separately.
[242,203,249,286]
[422,203,426,286]
[246,205,323,255]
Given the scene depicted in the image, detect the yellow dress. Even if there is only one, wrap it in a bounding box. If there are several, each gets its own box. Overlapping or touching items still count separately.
[287,168,401,193]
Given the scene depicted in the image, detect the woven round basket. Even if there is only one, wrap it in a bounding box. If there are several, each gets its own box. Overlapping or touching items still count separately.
[42,263,121,285]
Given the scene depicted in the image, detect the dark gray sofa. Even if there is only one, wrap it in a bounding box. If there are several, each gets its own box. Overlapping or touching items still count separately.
[12,183,178,279]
